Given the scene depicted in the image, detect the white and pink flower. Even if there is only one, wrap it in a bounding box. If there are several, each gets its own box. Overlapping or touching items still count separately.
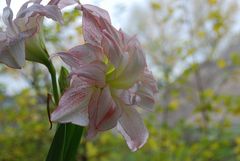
[0,0,77,68]
[51,4,158,151]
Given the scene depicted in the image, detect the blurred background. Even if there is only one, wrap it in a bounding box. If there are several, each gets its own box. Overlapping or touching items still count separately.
[1,0,240,160]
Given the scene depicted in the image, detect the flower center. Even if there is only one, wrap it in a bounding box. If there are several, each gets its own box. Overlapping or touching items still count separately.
[103,55,115,76]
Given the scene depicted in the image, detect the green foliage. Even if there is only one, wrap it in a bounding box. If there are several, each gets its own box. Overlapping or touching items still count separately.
[0,88,54,161]
[81,122,239,161]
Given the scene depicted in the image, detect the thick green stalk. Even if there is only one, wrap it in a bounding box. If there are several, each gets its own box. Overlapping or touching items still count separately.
[46,62,59,104]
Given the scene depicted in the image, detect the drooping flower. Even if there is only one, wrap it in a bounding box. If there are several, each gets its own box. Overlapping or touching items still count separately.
[51,4,158,151]
[0,0,77,68]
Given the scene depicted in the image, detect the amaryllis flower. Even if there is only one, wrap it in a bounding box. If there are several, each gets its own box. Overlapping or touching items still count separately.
[51,4,158,151]
[0,0,76,68]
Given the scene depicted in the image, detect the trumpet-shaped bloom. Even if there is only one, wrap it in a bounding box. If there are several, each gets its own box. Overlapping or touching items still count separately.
[51,4,158,151]
[0,0,76,68]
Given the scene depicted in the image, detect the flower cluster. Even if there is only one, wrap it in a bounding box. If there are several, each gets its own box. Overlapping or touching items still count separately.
[0,0,76,68]
[51,4,158,151]
[0,0,157,152]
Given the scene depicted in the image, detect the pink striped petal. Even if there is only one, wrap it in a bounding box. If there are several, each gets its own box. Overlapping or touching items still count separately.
[0,4,26,68]
[94,86,121,130]
[16,3,63,24]
[135,69,158,109]
[117,105,148,152]
[51,87,93,126]
[0,32,7,48]
[70,75,91,88]
[142,69,158,94]
[87,86,121,138]
[3,6,13,29]
[6,0,11,6]
[71,61,106,87]
[68,43,103,63]
[56,44,103,70]
[101,30,123,68]
[48,0,78,9]
[3,6,18,36]
[17,1,32,15]
[86,88,100,138]
[80,4,111,45]
[119,69,158,110]
[55,51,81,69]
[135,85,155,110]
[81,4,111,24]
[118,89,140,106]
[107,37,146,89]
[79,7,124,65]
[99,17,122,46]
[0,39,25,69]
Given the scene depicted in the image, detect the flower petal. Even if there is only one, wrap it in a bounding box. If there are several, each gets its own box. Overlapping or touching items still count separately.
[86,88,100,138]
[87,86,121,138]
[3,6,13,27]
[107,37,146,89]
[48,0,78,9]
[135,69,158,110]
[118,88,140,106]
[99,17,122,45]
[55,51,81,69]
[68,43,103,63]
[70,61,106,87]
[0,39,25,68]
[81,4,111,24]
[0,32,7,47]
[101,30,123,68]
[94,86,121,130]
[142,69,158,94]
[56,43,103,69]
[117,105,148,151]
[80,4,111,45]
[3,6,18,36]
[135,84,155,110]
[6,0,11,6]
[16,3,63,24]
[51,86,93,126]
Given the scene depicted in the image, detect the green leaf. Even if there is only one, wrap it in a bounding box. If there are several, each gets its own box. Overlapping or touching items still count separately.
[58,66,70,94]
[63,124,84,161]
[46,124,84,161]
[45,124,67,161]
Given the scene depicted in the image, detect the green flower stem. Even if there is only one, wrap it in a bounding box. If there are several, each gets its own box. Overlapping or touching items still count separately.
[46,62,59,104]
